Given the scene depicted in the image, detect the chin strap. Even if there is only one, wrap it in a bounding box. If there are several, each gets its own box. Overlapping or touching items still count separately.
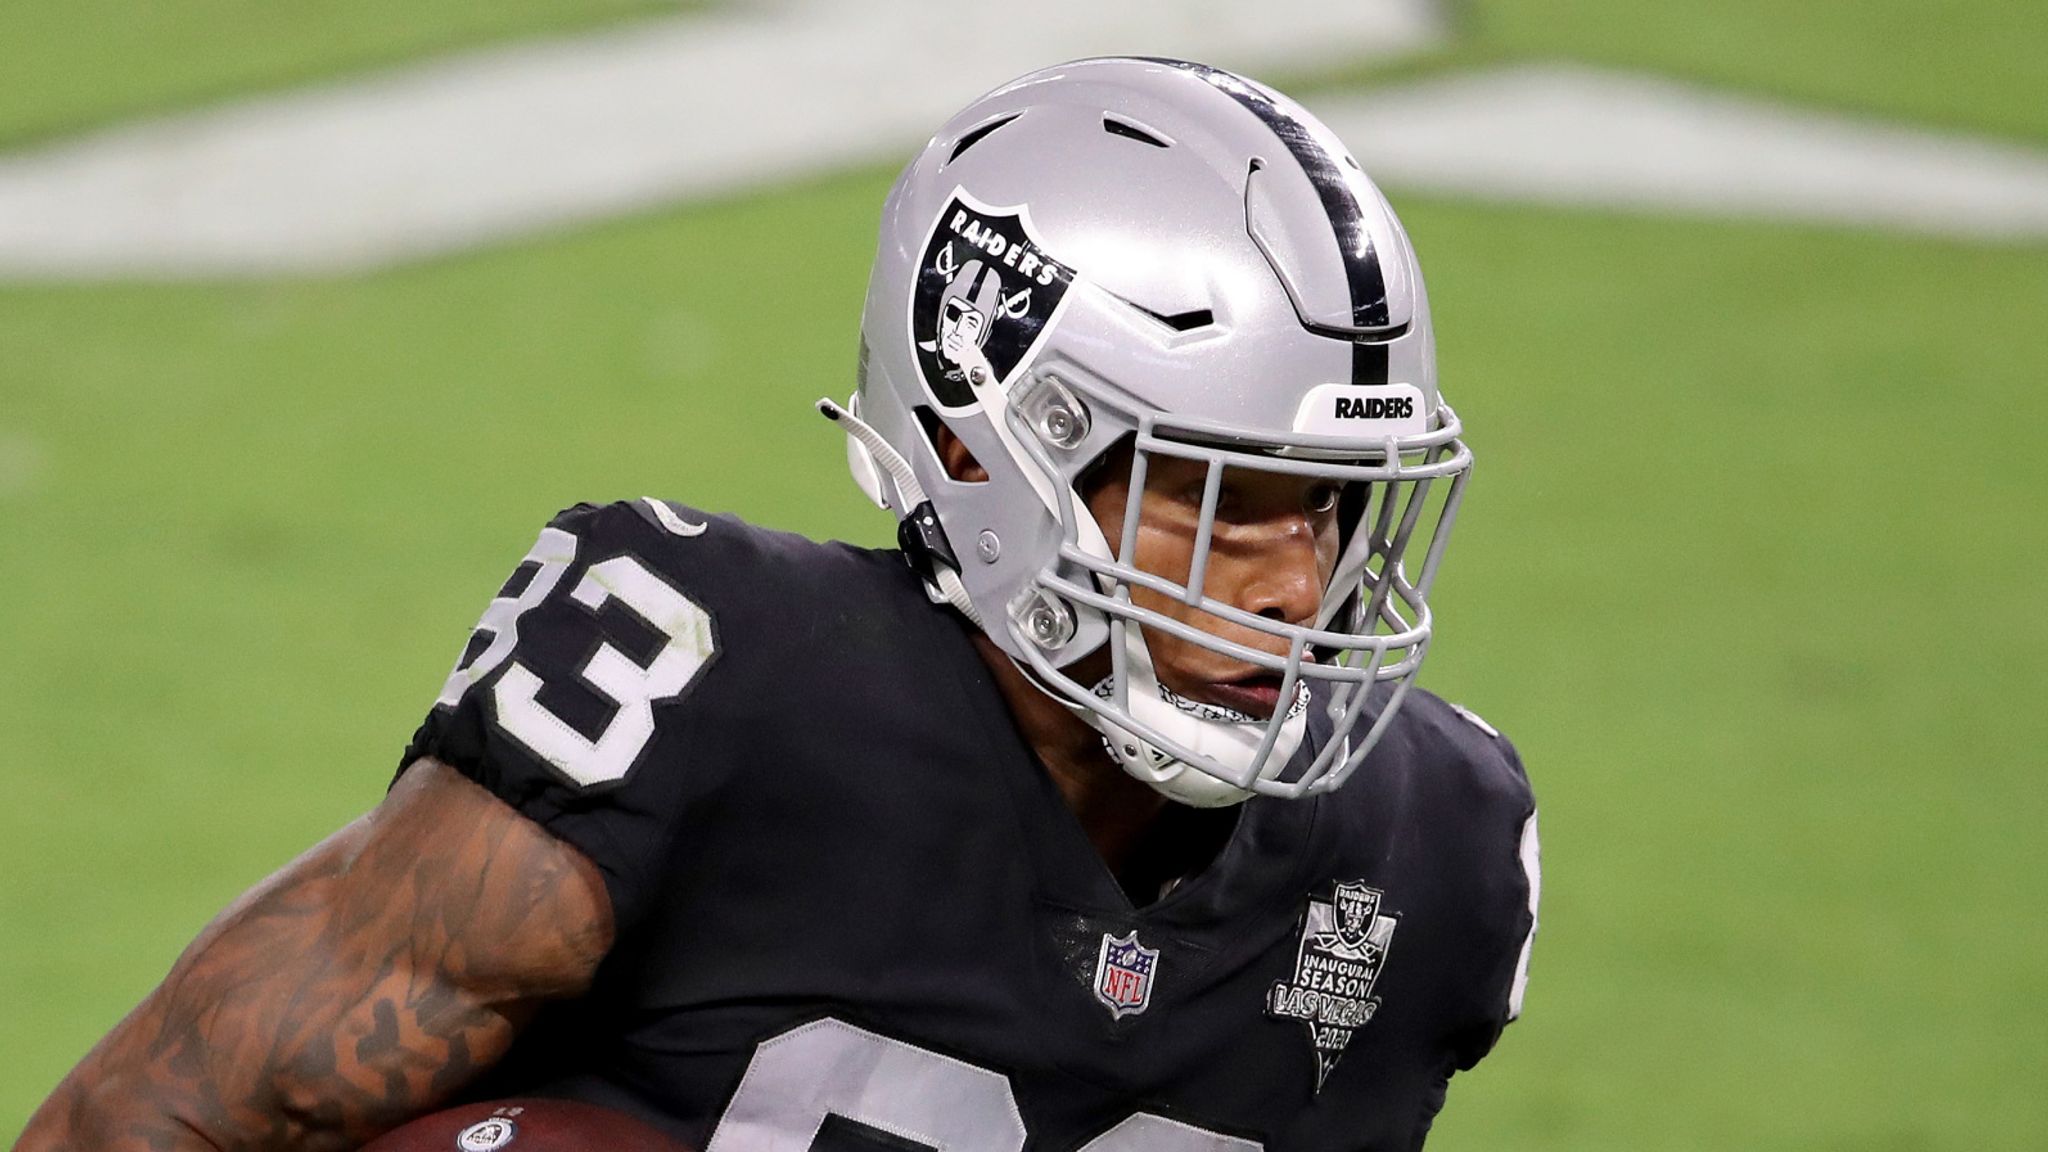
[1088,627,1312,808]
[818,397,984,629]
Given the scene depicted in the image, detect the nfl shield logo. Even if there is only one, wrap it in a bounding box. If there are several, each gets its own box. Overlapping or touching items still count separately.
[1093,930,1160,1019]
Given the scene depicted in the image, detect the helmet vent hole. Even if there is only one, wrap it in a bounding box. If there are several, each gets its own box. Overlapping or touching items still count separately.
[1153,308,1213,332]
[1113,292,1216,333]
[1102,115,1172,149]
[947,114,1020,165]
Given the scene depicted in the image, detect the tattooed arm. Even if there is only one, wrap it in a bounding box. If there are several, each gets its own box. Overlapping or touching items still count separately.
[13,758,614,1152]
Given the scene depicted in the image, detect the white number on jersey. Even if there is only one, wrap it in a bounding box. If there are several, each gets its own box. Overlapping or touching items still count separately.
[437,527,579,709]
[706,1019,1261,1152]
[437,525,717,788]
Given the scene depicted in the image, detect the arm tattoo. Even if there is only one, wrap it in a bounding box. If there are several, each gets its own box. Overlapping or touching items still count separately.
[13,760,614,1152]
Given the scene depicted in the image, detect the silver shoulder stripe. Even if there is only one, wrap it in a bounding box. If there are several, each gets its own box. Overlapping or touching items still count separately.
[1508,810,1540,1020]
[642,496,707,537]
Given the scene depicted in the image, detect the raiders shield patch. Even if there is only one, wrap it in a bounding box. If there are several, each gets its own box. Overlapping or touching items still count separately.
[1267,881,1400,1090]
[909,189,1079,409]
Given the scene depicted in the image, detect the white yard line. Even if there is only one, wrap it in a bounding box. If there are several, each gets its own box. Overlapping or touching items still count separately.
[0,0,1442,278]
[1319,66,2048,240]
[1,7,2044,282]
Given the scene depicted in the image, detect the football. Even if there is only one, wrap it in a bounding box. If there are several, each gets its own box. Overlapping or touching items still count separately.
[359,1098,693,1152]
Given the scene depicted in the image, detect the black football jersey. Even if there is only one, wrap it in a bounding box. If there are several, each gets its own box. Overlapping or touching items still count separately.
[399,500,1538,1152]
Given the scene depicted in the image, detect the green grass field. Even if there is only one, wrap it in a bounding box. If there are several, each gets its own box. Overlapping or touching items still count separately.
[3,2,2045,1147]
[0,0,684,149]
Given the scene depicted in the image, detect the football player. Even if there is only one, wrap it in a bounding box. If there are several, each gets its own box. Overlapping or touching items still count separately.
[17,58,1538,1152]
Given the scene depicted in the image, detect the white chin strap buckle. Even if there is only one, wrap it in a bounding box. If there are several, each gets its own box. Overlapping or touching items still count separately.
[1089,674,1311,808]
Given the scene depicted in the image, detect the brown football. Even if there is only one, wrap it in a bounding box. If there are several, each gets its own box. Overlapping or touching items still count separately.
[359,1098,694,1152]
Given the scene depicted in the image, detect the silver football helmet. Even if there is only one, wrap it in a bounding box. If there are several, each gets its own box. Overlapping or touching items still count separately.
[826,57,1471,806]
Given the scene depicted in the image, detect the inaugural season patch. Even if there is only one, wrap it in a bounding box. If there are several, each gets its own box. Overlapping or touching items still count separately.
[1267,881,1400,1090]
[909,189,1079,409]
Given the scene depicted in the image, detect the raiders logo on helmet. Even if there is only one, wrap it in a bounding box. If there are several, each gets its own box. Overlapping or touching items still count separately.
[910,190,1079,408]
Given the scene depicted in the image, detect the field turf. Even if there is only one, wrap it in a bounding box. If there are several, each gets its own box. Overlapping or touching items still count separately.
[0,0,681,149]
[2,2,2044,1147]
[1468,0,2048,144]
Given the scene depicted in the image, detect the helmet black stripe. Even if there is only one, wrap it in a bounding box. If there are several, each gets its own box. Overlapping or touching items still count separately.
[1135,58,1392,385]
